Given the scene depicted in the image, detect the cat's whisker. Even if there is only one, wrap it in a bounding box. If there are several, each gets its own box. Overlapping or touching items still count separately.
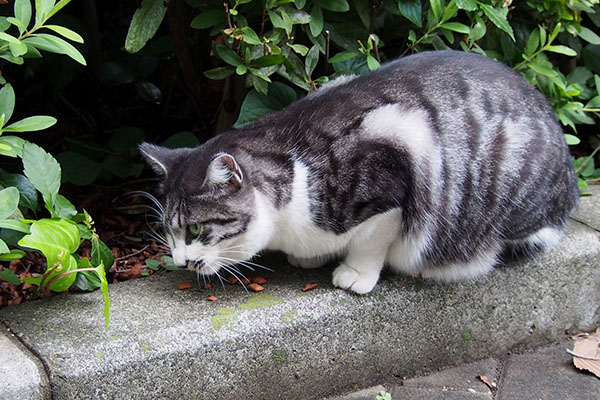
[218,256,273,272]
[217,262,250,293]
[205,263,227,291]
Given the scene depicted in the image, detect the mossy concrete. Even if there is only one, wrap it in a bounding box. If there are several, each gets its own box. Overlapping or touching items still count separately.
[0,187,599,400]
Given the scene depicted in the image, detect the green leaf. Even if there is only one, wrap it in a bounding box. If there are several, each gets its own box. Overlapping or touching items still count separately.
[18,218,80,292]
[429,0,442,22]
[0,219,30,233]
[145,258,160,270]
[305,45,320,77]
[528,61,557,77]
[0,249,25,262]
[0,267,21,285]
[14,0,32,33]
[7,17,28,35]
[92,235,114,272]
[0,173,37,213]
[190,10,225,29]
[0,31,21,45]
[23,34,86,65]
[329,51,360,63]
[354,0,372,29]
[0,136,26,158]
[440,22,470,34]
[479,3,514,41]
[577,26,600,45]
[315,0,349,12]
[162,131,199,149]
[253,54,286,68]
[35,0,56,25]
[203,66,235,80]
[366,54,380,70]
[249,67,272,82]
[456,0,476,11]
[46,0,72,21]
[309,5,324,36]
[526,28,540,56]
[9,41,28,57]
[545,45,577,57]
[0,238,9,253]
[109,126,145,153]
[56,151,102,186]
[4,115,57,132]
[236,64,248,75]
[239,26,262,45]
[564,134,580,145]
[75,269,101,291]
[289,43,309,56]
[54,194,77,219]
[124,0,168,54]
[234,82,297,129]
[0,187,20,220]
[398,0,422,27]
[0,83,16,125]
[42,24,84,43]
[269,10,292,35]
[215,44,243,66]
[22,141,61,208]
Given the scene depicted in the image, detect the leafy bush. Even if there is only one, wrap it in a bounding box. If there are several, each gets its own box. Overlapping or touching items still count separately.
[126,0,600,188]
[0,0,111,329]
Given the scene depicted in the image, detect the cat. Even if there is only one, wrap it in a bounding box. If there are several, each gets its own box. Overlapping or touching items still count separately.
[139,50,579,294]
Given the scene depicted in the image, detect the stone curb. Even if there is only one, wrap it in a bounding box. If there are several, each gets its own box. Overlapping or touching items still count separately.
[1,187,599,400]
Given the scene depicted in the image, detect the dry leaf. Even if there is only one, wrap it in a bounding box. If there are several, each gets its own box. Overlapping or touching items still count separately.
[478,375,496,390]
[570,328,600,379]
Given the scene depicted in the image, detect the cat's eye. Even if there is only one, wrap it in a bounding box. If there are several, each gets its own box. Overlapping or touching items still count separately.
[189,223,202,236]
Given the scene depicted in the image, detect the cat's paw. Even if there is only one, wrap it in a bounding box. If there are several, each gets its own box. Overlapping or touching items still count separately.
[332,263,378,294]
[287,254,326,269]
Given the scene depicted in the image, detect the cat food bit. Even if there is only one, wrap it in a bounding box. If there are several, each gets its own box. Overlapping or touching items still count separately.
[227,276,239,285]
[248,283,264,292]
[240,277,251,286]
[251,276,268,285]
[302,283,318,292]
[177,282,192,290]
[203,283,212,290]
[207,295,217,301]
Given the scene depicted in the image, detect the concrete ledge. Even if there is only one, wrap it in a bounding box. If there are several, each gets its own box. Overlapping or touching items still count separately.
[1,188,599,400]
[0,324,50,399]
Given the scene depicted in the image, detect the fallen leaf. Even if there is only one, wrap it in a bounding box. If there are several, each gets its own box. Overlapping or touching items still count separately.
[570,328,600,379]
[478,375,496,389]
[302,282,318,292]
[177,282,192,290]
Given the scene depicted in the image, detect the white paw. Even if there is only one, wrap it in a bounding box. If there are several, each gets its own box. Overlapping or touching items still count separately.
[287,254,326,269]
[332,263,378,294]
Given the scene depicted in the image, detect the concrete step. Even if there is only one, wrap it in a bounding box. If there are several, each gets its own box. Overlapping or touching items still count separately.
[1,186,599,400]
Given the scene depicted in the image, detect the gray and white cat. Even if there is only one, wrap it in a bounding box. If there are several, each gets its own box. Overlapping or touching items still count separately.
[140,50,579,294]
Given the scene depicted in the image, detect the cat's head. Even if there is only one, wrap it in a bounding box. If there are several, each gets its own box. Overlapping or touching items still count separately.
[139,143,261,277]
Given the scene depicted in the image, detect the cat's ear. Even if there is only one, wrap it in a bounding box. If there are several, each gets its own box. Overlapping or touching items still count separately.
[139,142,174,177]
[204,153,244,188]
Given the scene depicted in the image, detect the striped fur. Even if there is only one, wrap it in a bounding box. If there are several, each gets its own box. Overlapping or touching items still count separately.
[140,50,579,294]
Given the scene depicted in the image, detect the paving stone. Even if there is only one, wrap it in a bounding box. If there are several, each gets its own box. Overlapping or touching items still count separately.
[401,358,498,395]
[572,184,600,231]
[331,385,387,400]
[496,341,600,400]
[390,386,491,400]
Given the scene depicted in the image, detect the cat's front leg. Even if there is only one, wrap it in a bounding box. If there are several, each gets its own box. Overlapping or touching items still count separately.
[332,211,401,294]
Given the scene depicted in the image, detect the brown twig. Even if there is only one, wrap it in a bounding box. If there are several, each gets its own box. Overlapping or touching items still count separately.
[114,245,149,261]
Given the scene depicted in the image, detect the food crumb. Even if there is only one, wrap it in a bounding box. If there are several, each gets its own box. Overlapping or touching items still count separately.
[248,283,264,292]
[203,283,211,290]
[302,283,318,292]
[177,282,192,290]
[207,296,217,301]
[251,276,267,285]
